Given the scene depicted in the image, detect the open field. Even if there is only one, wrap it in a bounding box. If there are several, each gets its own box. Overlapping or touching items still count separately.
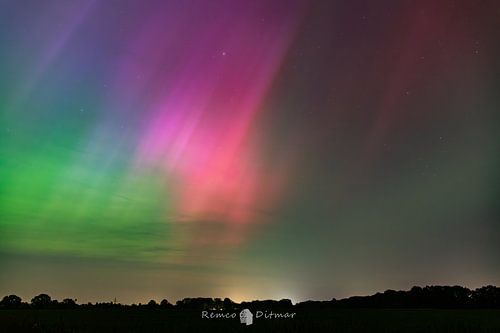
[2,308,500,332]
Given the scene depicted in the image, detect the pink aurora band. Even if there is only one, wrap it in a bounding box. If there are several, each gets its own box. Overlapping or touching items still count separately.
[124,1,305,226]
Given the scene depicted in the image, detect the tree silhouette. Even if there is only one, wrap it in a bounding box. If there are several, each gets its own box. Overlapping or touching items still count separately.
[176,297,215,309]
[160,299,173,308]
[223,297,235,310]
[62,298,77,308]
[31,294,52,308]
[472,285,500,307]
[2,285,500,310]
[0,295,22,307]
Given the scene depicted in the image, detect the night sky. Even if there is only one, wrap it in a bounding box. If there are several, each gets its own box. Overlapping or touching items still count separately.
[1,0,499,304]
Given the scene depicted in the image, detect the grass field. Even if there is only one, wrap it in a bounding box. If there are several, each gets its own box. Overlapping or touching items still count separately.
[1,308,500,332]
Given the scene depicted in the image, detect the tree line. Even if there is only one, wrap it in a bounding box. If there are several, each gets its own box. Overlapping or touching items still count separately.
[1,285,500,310]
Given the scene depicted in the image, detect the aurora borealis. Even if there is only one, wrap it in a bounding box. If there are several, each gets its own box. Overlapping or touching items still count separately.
[1,0,499,303]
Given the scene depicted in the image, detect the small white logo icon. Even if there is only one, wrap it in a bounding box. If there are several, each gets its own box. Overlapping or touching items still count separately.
[239,308,253,325]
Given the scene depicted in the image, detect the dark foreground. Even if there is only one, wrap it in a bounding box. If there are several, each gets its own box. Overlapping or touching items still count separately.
[2,309,500,332]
